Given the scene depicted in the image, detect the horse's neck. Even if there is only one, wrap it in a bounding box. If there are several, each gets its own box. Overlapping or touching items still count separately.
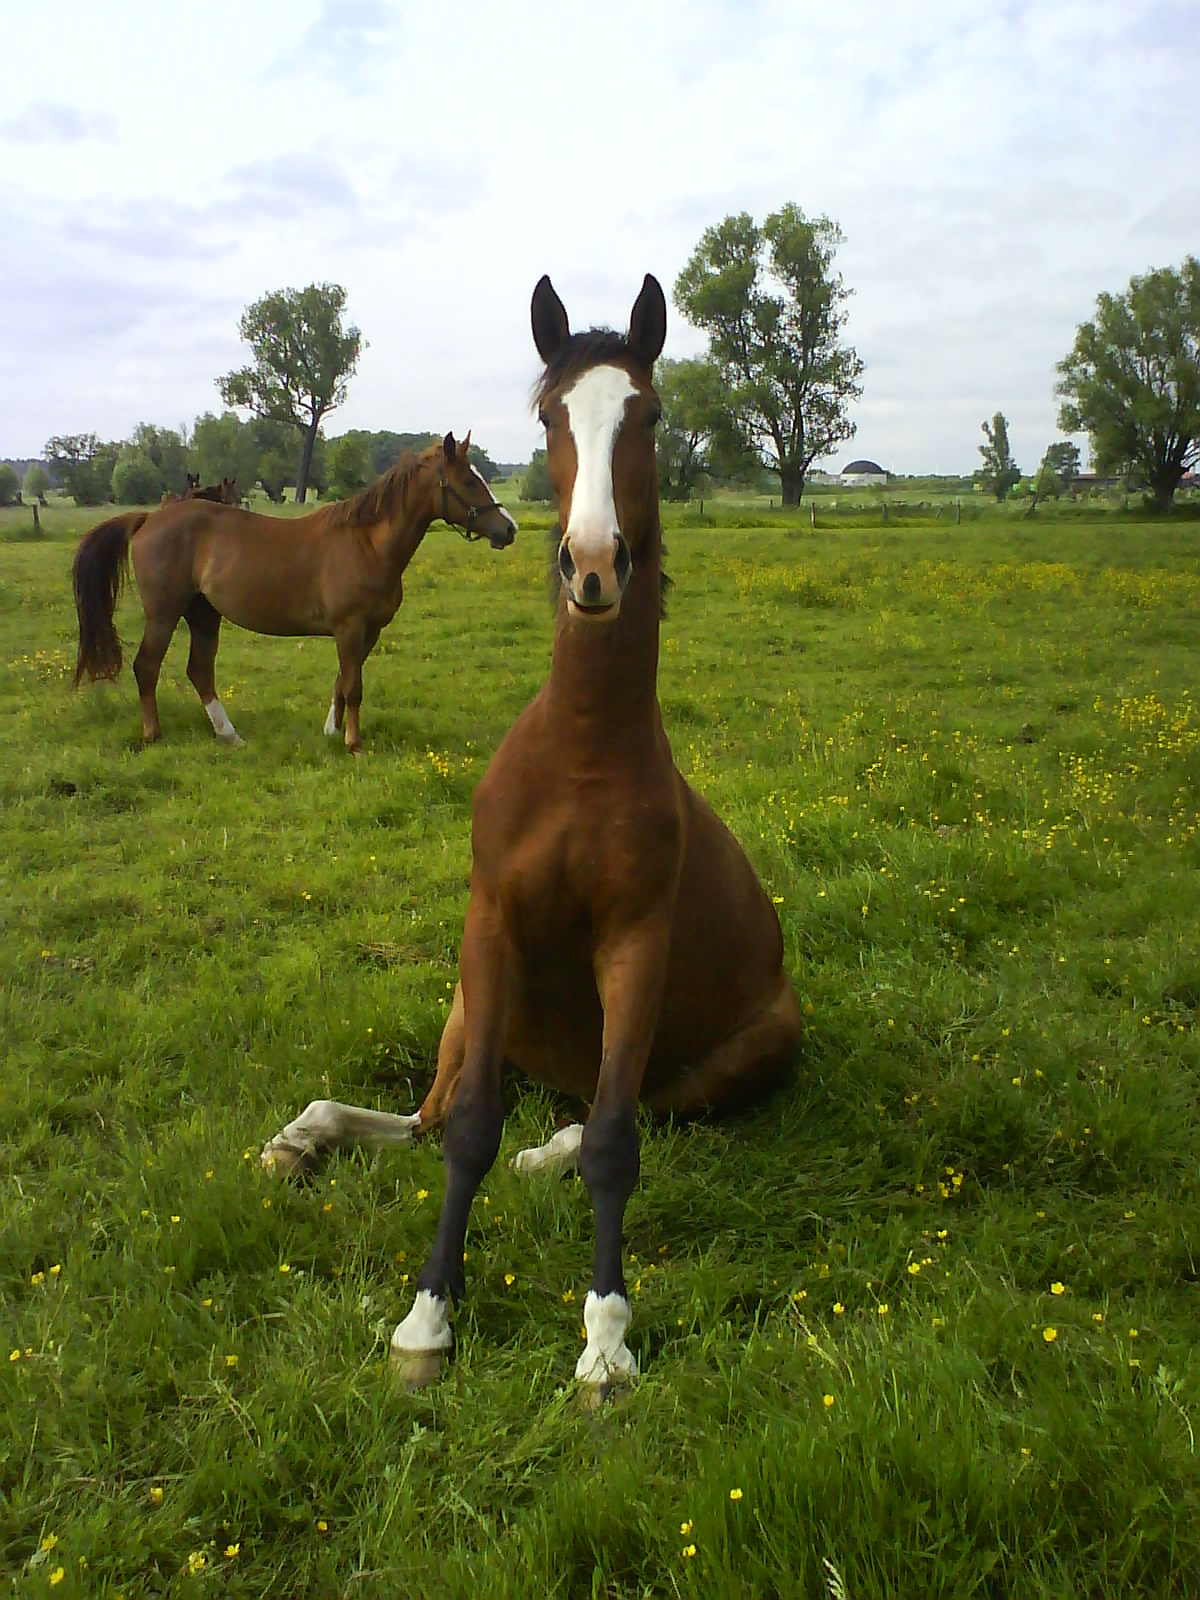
[371,468,436,575]
[546,525,663,744]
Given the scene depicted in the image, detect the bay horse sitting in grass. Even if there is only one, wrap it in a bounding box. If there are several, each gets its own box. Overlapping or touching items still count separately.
[72,434,515,751]
[263,276,803,1398]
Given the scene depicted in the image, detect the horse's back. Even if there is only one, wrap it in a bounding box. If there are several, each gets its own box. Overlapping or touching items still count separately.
[132,503,330,633]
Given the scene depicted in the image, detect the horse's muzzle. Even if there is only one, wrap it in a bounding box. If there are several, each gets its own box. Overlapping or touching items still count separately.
[559,531,632,619]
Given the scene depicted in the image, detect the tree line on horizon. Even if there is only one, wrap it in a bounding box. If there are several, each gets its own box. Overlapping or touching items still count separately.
[2,238,1196,515]
[9,419,502,512]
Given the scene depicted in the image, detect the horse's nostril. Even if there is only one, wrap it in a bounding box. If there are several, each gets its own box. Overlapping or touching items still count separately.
[581,571,602,605]
[558,539,576,580]
[613,533,632,589]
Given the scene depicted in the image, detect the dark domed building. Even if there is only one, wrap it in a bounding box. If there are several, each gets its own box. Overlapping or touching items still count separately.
[840,459,888,485]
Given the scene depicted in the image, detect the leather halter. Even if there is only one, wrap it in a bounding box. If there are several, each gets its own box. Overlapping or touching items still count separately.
[439,476,495,541]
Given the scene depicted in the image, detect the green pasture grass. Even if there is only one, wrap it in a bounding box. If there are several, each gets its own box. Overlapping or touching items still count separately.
[1,502,1198,1596]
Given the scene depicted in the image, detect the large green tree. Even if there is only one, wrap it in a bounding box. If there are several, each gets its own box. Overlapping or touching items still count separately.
[977,412,1020,500]
[218,283,362,504]
[0,464,19,506]
[1042,440,1081,485]
[111,448,165,505]
[520,449,553,503]
[130,423,190,496]
[23,463,50,504]
[654,357,726,501]
[193,411,262,490]
[44,434,119,506]
[1057,257,1200,510]
[327,431,372,500]
[674,204,864,505]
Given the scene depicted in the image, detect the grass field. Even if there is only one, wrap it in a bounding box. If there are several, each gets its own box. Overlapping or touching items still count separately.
[2,498,1199,1598]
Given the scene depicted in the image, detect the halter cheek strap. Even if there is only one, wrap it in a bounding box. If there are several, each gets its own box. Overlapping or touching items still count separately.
[440,477,493,541]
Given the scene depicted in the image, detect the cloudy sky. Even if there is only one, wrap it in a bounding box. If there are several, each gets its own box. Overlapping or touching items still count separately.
[2,0,1196,474]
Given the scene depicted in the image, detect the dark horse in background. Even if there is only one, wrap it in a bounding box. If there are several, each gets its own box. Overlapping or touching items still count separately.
[263,277,803,1397]
[72,434,515,751]
[161,474,239,506]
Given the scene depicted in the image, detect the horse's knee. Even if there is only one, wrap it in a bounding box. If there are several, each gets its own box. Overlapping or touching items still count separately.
[442,1083,503,1185]
[579,1102,639,1208]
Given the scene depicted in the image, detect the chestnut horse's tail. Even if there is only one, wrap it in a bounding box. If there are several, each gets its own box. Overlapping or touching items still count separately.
[72,512,148,685]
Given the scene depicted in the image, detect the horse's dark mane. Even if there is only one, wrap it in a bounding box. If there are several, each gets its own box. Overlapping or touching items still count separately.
[322,444,434,530]
[532,328,637,407]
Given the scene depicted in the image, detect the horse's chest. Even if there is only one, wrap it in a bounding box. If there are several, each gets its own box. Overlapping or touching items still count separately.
[488,791,681,955]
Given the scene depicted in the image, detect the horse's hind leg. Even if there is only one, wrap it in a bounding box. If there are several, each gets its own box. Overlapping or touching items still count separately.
[643,976,803,1120]
[185,596,243,747]
[323,670,346,738]
[261,984,467,1178]
[333,622,382,752]
[132,614,180,743]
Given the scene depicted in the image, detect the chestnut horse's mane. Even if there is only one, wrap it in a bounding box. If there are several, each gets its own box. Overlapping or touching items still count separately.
[320,443,435,531]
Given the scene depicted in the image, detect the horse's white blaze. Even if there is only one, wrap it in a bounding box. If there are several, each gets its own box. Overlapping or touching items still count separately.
[204,698,242,744]
[562,365,636,557]
[575,1290,638,1385]
[511,1122,583,1176]
[324,700,339,736]
[469,465,517,535]
[392,1289,453,1354]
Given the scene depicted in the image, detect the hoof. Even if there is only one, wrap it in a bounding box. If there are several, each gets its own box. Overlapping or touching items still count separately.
[218,732,246,749]
[260,1135,319,1181]
[577,1374,632,1412]
[389,1346,446,1390]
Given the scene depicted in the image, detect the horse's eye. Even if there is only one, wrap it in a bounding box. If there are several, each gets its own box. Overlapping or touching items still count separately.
[538,410,550,429]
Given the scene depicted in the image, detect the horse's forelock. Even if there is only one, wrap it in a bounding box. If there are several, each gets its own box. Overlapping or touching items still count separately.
[532,329,638,410]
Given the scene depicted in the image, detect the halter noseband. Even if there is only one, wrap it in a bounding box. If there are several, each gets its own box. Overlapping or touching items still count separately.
[440,476,494,542]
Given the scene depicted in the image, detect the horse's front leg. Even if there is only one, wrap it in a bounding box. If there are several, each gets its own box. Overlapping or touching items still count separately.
[390,899,514,1386]
[575,915,672,1401]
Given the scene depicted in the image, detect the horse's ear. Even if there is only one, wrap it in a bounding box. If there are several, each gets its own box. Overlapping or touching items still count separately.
[629,274,667,369]
[531,275,570,363]
[462,429,471,453]
[443,431,456,462]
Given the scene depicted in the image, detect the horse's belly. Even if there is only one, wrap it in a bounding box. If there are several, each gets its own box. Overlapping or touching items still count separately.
[196,541,328,635]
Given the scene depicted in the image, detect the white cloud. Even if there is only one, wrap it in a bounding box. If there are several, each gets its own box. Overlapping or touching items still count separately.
[1,0,1197,473]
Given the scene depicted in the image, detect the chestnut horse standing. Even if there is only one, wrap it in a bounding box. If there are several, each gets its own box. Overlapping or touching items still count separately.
[264,277,803,1396]
[73,434,515,750]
